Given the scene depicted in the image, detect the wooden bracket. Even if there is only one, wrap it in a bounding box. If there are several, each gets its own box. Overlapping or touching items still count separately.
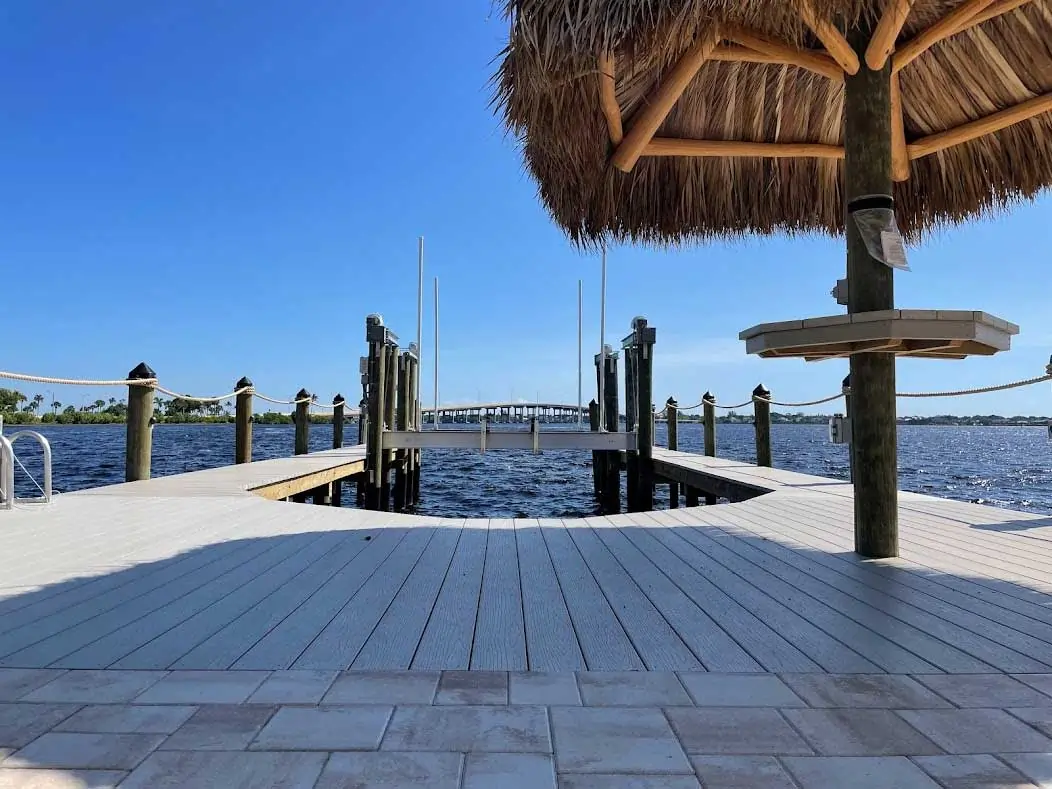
[865,0,914,70]
[794,0,859,73]
[724,27,844,81]
[598,52,623,145]
[891,73,910,181]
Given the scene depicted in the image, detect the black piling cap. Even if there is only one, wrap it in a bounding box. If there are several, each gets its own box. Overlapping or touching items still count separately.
[236,376,253,389]
[666,396,678,406]
[842,374,852,391]
[333,393,346,405]
[295,388,311,400]
[703,391,715,403]
[753,383,770,398]
[128,362,156,379]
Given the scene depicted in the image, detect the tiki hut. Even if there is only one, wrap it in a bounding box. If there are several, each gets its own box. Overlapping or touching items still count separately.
[496,0,1049,557]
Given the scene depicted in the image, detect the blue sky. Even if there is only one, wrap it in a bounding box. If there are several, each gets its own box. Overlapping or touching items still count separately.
[2,1,1049,417]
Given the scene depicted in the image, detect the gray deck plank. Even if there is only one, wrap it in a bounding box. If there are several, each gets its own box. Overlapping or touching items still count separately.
[293,528,436,669]
[410,526,488,670]
[514,520,585,671]
[351,526,462,670]
[470,520,527,671]
[540,523,644,670]
[232,528,408,670]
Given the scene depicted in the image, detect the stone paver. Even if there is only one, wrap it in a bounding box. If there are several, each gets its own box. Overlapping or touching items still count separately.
[665,708,812,755]
[6,732,163,770]
[911,754,1038,788]
[577,672,691,707]
[324,671,439,705]
[999,753,1052,787]
[678,674,804,707]
[55,705,196,734]
[119,750,326,789]
[246,670,337,704]
[690,755,798,788]
[314,752,462,789]
[1008,708,1052,738]
[0,768,127,788]
[916,675,1052,708]
[161,705,275,751]
[782,674,950,709]
[1013,674,1052,699]
[551,707,691,774]
[898,709,1052,754]
[463,752,555,789]
[0,704,80,749]
[134,670,269,704]
[783,708,942,756]
[0,670,66,702]
[435,671,507,705]
[252,706,393,751]
[384,706,550,753]
[783,756,942,788]
[559,777,701,788]
[509,672,580,706]
[25,671,166,704]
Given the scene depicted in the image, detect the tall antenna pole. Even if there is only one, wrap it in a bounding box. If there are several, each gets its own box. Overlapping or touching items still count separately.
[416,237,424,421]
[598,244,607,432]
[577,279,583,428]
[433,276,440,430]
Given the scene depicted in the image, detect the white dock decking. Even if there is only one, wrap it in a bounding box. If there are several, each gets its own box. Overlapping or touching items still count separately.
[3,449,1052,787]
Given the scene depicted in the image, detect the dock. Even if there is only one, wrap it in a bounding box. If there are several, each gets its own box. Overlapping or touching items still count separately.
[3,448,1052,787]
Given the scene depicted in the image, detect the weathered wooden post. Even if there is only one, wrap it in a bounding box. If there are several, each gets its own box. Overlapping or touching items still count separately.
[753,384,772,468]
[702,392,717,505]
[624,335,639,510]
[125,362,156,482]
[357,397,368,505]
[842,374,853,483]
[601,348,620,514]
[409,349,422,506]
[291,389,311,503]
[331,394,345,507]
[393,352,410,511]
[234,377,253,465]
[365,315,389,510]
[633,318,656,511]
[846,23,897,558]
[666,396,678,508]
[589,399,601,501]
[381,341,399,511]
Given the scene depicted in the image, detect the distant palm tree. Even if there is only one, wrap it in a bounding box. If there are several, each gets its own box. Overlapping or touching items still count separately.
[52,401,61,413]
[30,394,44,412]
[93,399,106,413]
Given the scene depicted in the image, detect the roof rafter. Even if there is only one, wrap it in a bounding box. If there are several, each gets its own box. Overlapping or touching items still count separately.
[893,0,997,71]
[908,91,1052,158]
[723,27,844,81]
[865,0,914,70]
[794,0,859,73]
[643,138,844,159]
[597,52,623,145]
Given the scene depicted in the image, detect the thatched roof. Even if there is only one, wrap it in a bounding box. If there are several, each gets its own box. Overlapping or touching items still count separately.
[496,0,1052,245]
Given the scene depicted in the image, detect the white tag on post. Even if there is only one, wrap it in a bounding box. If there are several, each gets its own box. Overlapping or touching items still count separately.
[880,230,910,271]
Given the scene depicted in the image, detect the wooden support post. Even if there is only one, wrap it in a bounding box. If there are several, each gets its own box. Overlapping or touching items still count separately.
[753,384,772,468]
[393,353,409,512]
[312,484,331,505]
[666,396,679,508]
[846,23,898,558]
[634,318,656,512]
[380,344,398,511]
[291,388,311,503]
[601,349,621,514]
[702,392,717,505]
[842,374,854,483]
[365,316,388,511]
[234,376,253,465]
[589,399,602,501]
[410,352,422,506]
[357,397,367,505]
[331,394,345,507]
[686,486,700,507]
[624,339,639,511]
[125,362,155,482]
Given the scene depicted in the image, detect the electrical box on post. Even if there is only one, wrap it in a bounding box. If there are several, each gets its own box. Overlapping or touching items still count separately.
[829,414,851,445]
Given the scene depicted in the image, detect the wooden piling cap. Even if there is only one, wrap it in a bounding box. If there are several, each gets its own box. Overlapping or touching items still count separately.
[496,0,1052,245]
[127,362,155,380]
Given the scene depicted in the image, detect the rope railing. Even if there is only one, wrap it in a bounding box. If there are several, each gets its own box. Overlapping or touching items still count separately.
[0,370,158,387]
[153,385,251,403]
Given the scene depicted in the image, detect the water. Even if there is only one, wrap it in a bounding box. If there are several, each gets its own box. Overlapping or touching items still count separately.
[6,423,1052,518]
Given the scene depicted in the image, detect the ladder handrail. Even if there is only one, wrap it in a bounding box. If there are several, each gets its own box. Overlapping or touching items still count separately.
[0,435,12,511]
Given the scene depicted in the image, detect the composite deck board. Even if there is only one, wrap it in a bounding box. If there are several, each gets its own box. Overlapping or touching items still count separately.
[293,528,436,669]
[351,526,463,670]
[541,524,644,670]
[173,528,382,669]
[231,528,409,670]
[566,521,702,671]
[411,527,488,670]
[592,525,762,672]
[470,520,528,671]
[514,520,586,671]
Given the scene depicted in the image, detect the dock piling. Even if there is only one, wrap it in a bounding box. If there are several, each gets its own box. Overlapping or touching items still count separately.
[235,377,253,465]
[624,335,639,510]
[292,389,311,503]
[753,384,772,467]
[666,396,678,508]
[125,362,156,482]
[382,342,398,511]
[601,348,621,513]
[631,318,656,511]
[842,374,854,483]
[331,394,345,507]
[589,399,601,501]
[702,392,717,505]
[394,352,409,511]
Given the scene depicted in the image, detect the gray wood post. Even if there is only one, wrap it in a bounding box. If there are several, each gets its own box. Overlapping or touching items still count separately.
[331,394,345,507]
[125,362,155,482]
[634,318,656,512]
[666,396,678,508]
[842,374,854,483]
[381,343,398,511]
[357,397,368,505]
[702,392,717,505]
[234,377,253,465]
[394,353,409,511]
[291,389,311,503]
[601,349,620,514]
[753,384,772,468]
[624,337,639,511]
[409,351,421,506]
[846,24,898,558]
[589,399,601,501]
[365,316,388,511]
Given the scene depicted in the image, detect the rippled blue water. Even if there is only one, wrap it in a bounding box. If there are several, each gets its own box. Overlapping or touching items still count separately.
[5,422,1051,518]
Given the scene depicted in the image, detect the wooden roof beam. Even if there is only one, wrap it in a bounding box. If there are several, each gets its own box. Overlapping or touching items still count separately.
[795,0,859,73]
[908,91,1052,158]
[950,0,1033,35]
[893,0,997,71]
[597,53,623,145]
[611,29,720,173]
[724,27,844,81]
[866,0,914,70]
[644,138,845,159]
[891,73,910,181]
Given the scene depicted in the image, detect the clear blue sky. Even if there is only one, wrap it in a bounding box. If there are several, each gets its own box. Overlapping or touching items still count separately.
[2,1,1050,417]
